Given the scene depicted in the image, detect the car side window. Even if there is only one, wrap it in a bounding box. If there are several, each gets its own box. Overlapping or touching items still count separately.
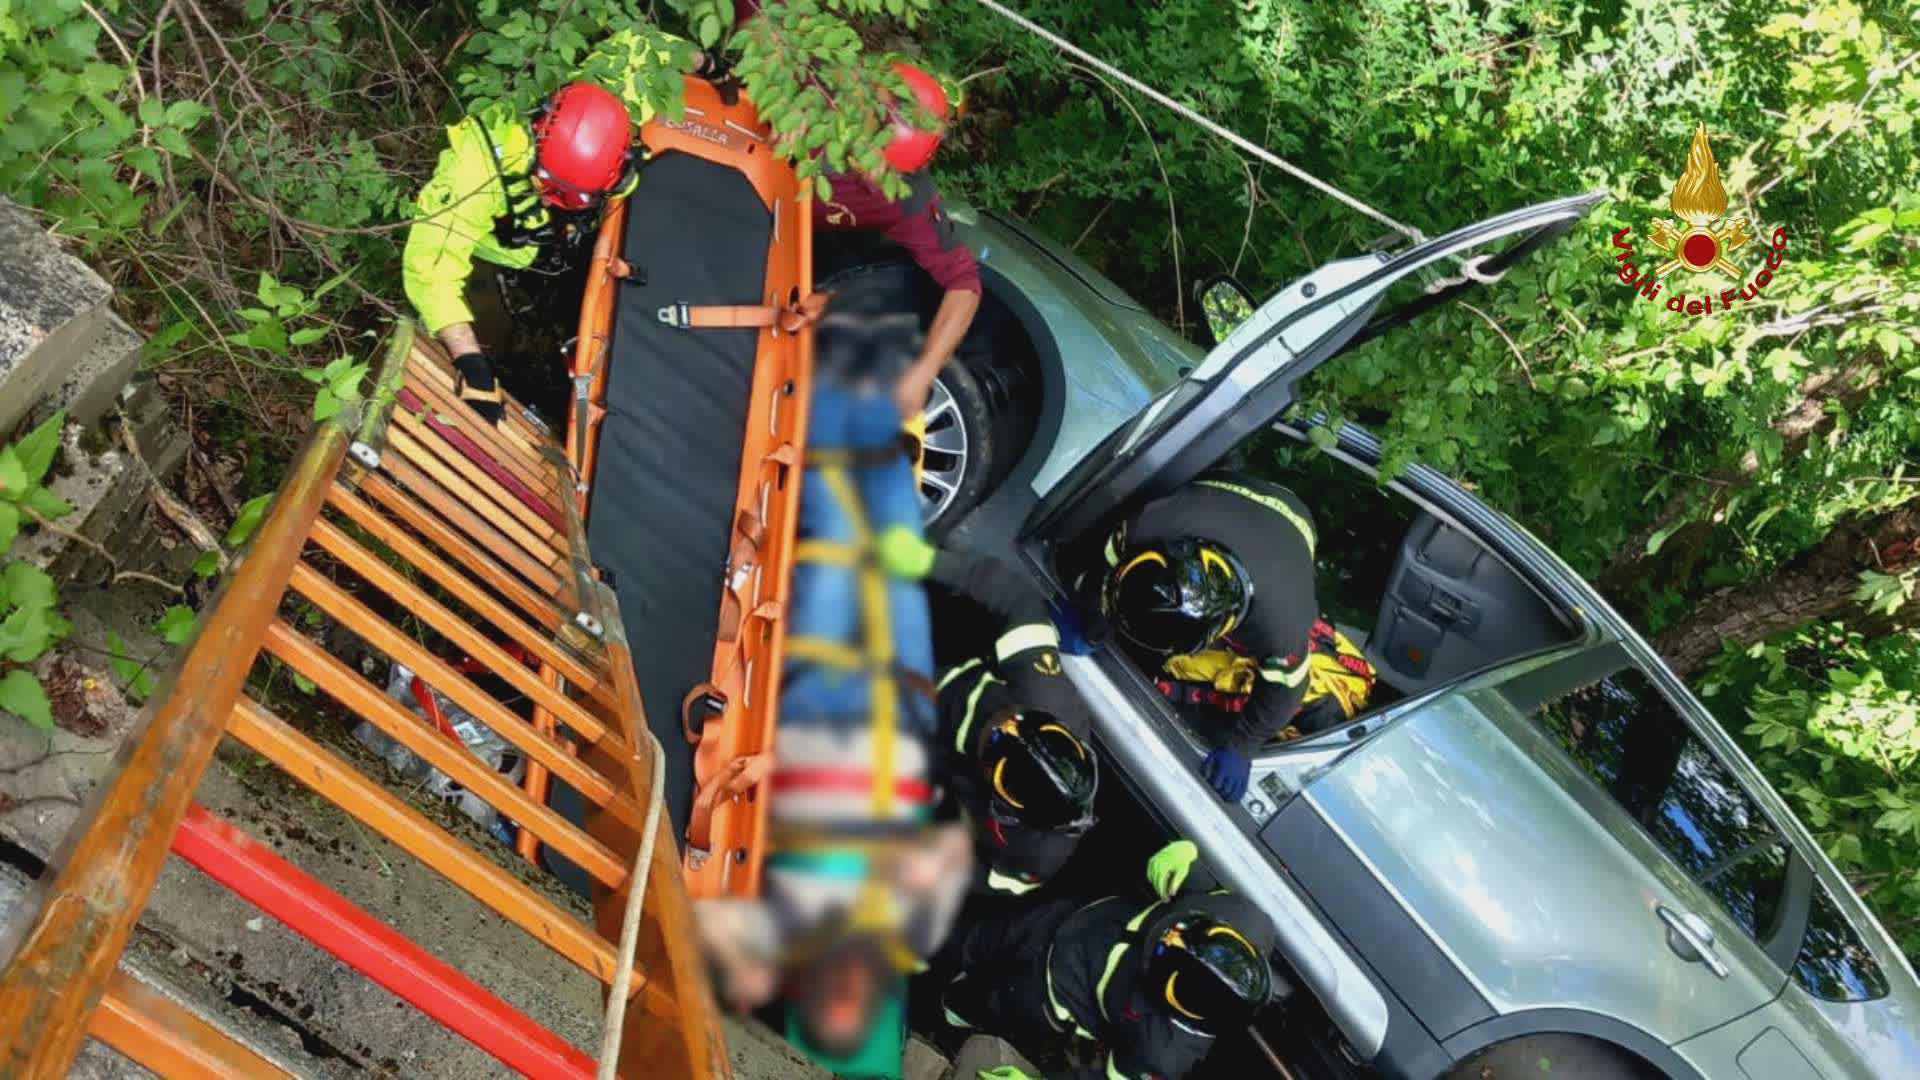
[1794,881,1890,1002]
[1529,664,1790,943]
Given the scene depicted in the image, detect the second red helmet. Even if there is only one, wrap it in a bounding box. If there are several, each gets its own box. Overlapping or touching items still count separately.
[531,82,634,210]
[883,62,949,174]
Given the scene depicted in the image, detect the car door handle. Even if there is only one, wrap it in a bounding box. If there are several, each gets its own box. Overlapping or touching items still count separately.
[1657,904,1730,978]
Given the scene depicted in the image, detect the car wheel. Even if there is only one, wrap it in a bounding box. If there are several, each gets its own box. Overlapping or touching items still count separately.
[1446,1034,1657,1079]
[817,260,1035,533]
[920,356,998,529]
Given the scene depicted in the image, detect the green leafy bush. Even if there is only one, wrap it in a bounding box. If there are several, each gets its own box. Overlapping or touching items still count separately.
[0,413,76,730]
[933,0,1918,630]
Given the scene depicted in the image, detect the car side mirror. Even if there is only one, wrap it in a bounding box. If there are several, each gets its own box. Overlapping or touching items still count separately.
[1193,274,1258,348]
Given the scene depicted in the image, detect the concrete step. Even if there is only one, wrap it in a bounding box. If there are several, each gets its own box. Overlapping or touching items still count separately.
[906,1034,954,1080]
[49,311,144,429]
[15,382,189,581]
[0,196,116,438]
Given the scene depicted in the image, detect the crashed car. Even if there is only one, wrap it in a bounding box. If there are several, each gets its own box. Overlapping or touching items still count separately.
[818,191,1920,1079]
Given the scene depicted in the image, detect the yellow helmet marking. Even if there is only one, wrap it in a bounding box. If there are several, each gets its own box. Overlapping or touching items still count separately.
[1207,924,1255,953]
[1117,550,1168,580]
[1198,546,1235,582]
[1037,722,1088,759]
[992,758,1026,809]
[1164,972,1204,1021]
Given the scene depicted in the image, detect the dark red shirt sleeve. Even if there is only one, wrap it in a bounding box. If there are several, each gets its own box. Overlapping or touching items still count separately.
[886,209,980,293]
[816,172,981,294]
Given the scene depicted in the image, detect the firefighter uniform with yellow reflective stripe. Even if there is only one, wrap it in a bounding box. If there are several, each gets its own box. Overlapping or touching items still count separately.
[913,545,1096,897]
[402,31,699,337]
[943,842,1280,1080]
[1104,473,1320,755]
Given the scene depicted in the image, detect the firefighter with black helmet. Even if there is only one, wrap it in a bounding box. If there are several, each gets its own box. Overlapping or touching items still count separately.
[955,708,1098,898]
[1095,472,1322,803]
[876,535,1098,896]
[942,839,1280,1080]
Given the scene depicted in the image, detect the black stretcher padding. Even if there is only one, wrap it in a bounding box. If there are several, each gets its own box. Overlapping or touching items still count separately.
[588,150,773,838]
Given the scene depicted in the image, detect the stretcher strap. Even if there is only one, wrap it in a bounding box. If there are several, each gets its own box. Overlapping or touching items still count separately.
[781,637,937,703]
[805,446,909,470]
[715,508,768,645]
[686,751,775,858]
[816,465,901,821]
[683,507,775,851]
[657,291,830,334]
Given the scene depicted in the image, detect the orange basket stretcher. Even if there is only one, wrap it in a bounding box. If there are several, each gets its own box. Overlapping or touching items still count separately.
[562,75,816,901]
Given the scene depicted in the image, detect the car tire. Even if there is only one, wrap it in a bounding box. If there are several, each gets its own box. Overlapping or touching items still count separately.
[921,355,1004,531]
[1445,1034,1658,1079]
[817,260,1034,532]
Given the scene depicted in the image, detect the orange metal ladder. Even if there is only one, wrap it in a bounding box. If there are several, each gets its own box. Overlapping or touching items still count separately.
[0,324,730,1079]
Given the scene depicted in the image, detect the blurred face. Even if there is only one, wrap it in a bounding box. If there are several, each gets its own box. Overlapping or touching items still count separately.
[792,950,881,1058]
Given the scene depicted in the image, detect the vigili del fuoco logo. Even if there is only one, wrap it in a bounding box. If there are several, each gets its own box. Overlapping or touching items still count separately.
[1608,123,1788,318]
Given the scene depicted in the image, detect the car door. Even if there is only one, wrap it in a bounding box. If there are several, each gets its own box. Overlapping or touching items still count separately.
[1455,643,1792,1044]
[1020,190,1605,544]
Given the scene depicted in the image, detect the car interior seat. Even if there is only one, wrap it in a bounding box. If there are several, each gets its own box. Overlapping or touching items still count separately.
[1366,511,1573,696]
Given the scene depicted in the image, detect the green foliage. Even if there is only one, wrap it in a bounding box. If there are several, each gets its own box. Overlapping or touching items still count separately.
[224,493,273,548]
[725,0,921,199]
[723,0,934,200]
[1,0,138,244]
[1703,626,1920,952]
[1857,568,1918,618]
[0,670,52,731]
[298,355,370,423]
[0,413,75,729]
[0,410,73,548]
[936,0,1919,631]
[154,604,196,646]
[459,0,677,109]
[228,271,350,360]
[104,627,154,703]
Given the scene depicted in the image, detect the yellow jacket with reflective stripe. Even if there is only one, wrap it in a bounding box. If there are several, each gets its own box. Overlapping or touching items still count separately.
[401,29,691,335]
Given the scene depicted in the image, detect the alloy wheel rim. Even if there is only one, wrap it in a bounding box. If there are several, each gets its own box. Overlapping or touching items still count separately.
[917,376,968,522]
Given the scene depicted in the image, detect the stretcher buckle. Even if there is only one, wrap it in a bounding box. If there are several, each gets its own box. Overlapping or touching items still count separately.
[657,301,693,329]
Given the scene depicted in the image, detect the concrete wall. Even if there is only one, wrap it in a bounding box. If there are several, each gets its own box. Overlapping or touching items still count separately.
[0,199,140,435]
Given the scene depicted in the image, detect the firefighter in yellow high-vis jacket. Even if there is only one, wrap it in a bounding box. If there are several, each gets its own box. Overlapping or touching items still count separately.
[402,29,723,422]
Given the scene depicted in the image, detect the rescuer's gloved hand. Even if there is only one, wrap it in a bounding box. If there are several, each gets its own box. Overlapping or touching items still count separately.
[1147,839,1199,901]
[452,352,505,426]
[876,525,937,580]
[1202,747,1251,802]
[977,1068,1037,1080]
[692,50,740,104]
[1051,598,1099,656]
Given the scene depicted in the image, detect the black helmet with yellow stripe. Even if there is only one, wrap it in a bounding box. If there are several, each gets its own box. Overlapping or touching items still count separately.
[1145,911,1273,1033]
[1104,538,1252,656]
[979,710,1097,831]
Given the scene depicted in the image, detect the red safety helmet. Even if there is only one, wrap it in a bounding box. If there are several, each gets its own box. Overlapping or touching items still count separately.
[883,62,949,174]
[530,82,634,210]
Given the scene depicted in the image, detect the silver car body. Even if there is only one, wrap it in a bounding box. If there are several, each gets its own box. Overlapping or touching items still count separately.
[930,199,1920,1078]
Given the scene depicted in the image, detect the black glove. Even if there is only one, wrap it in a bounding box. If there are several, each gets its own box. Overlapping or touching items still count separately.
[694,50,740,105]
[451,351,505,426]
